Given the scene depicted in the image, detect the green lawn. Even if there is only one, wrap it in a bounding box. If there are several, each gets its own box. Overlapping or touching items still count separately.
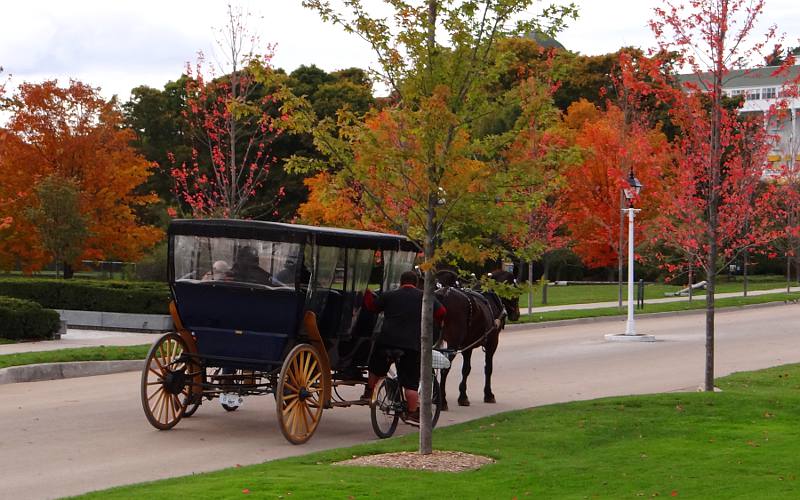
[519,275,793,308]
[516,291,800,323]
[0,344,151,369]
[77,363,800,499]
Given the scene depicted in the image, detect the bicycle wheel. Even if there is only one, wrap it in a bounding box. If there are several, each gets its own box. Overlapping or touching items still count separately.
[431,376,442,428]
[371,377,400,439]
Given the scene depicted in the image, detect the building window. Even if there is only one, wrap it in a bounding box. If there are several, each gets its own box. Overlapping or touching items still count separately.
[730,89,744,96]
[762,87,776,99]
[746,89,761,100]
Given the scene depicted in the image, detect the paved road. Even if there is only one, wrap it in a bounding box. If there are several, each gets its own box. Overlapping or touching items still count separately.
[1,304,799,499]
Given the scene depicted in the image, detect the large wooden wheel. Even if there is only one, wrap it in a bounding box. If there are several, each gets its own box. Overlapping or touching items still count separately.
[276,344,325,444]
[141,332,192,430]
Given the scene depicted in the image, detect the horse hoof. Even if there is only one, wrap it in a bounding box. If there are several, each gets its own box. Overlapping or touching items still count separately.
[458,398,470,407]
[484,395,496,404]
[441,401,449,412]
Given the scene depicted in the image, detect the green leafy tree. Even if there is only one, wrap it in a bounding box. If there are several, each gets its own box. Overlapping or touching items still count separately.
[299,0,576,454]
[25,175,89,278]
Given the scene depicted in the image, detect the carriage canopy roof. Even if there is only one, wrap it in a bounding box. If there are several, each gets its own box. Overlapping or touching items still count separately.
[168,219,418,252]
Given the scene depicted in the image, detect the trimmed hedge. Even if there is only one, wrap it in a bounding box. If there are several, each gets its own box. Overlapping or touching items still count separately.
[0,278,170,314]
[0,296,61,340]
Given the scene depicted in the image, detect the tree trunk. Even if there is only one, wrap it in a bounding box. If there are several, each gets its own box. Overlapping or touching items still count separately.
[63,261,74,279]
[418,193,436,455]
[787,251,792,293]
[618,190,625,310]
[688,266,693,302]
[743,250,749,297]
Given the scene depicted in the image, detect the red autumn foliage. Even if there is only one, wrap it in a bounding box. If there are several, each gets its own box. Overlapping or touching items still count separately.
[560,99,671,269]
[169,52,287,219]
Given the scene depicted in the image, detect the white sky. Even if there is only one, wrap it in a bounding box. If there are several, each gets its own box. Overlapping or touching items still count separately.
[0,0,798,100]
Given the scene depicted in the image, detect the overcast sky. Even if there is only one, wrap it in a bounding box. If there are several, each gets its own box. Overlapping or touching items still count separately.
[1,0,798,101]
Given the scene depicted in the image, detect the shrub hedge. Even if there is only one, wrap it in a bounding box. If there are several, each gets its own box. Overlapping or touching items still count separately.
[0,278,170,314]
[0,296,61,340]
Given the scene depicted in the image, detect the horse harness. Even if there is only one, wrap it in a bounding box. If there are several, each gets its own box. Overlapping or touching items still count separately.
[437,285,507,354]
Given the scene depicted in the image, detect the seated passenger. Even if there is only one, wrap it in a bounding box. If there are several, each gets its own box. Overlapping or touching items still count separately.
[274,258,311,285]
[202,260,231,281]
[228,246,271,285]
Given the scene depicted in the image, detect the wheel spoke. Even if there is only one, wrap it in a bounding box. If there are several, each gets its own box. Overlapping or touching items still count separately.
[298,402,310,435]
[282,397,299,414]
[148,386,165,402]
[304,359,318,383]
[151,356,166,374]
[156,390,166,422]
[303,400,316,424]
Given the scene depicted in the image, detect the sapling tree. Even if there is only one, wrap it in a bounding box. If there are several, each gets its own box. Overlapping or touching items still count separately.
[299,0,577,454]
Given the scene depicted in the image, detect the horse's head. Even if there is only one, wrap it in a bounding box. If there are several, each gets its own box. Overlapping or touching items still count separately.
[488,270,520,322]
[435,269,460,288]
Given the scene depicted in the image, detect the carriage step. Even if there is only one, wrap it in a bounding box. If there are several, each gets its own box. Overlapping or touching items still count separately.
[332,379,367,387]
[329,400,370,408]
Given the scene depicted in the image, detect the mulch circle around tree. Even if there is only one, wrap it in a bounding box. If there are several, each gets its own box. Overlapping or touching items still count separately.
[333,450,494,472]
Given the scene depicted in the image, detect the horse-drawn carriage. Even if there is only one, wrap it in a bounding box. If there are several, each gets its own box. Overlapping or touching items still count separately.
[140,218,439,444]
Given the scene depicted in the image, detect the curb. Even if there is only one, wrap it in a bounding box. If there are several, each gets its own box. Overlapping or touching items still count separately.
[0,359,144,385]
[506,299,798,331]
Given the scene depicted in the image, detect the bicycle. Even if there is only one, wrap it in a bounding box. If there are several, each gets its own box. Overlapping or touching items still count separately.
[369,348,451,439]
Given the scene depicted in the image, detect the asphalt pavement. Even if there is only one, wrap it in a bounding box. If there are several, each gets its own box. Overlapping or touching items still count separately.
[1,304,798,499]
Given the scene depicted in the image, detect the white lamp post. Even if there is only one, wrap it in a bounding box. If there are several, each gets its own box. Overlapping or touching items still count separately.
[606,170,655,342]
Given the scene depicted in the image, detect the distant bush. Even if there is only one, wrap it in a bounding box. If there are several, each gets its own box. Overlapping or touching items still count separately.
[0,296,61,340]
[0,278,170,314]
[135,241,168,282]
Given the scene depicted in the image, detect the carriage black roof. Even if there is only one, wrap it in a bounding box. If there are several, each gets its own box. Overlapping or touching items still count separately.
[168,219,419,252]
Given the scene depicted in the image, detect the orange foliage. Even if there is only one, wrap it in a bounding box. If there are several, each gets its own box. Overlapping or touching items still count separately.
[561,102,671,269]
[0,80,162,271]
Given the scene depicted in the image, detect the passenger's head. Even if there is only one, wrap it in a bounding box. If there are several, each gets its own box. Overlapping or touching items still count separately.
[400,270,419,287]
[236,246,259,267]
[213,260,231,273]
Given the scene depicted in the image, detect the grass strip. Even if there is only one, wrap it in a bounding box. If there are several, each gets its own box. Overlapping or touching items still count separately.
[518,275,792,308]
[76,363,800,499]
[516,291,800,323]
[0,344,151,370]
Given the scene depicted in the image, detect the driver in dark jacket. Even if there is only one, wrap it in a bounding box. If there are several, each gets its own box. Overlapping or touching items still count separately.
[363,270,446,425]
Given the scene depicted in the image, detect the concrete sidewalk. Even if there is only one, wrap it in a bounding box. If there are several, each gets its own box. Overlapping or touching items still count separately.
[0,328,157,355]
[526,285,798,313]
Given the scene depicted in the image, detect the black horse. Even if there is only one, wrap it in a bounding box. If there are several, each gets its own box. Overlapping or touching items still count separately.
[435,269,520,410]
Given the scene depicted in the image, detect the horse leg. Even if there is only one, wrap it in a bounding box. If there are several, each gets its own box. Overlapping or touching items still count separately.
[484,330,499,403]
[458,348,473,406]
[439,366,450,411]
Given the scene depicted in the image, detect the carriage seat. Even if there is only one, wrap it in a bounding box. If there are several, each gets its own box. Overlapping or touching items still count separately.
[316,289,343,338]
[173,281,304,365]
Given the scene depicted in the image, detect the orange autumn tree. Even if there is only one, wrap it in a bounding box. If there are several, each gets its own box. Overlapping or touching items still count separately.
[560,99,670,272]
[0,80,162,276]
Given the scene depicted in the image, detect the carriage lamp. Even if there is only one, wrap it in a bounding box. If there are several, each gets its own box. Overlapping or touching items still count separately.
[606,169,655,342]
[622,170,643,207]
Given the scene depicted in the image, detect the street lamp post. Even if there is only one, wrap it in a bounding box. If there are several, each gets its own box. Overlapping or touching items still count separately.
[606,170,655,342]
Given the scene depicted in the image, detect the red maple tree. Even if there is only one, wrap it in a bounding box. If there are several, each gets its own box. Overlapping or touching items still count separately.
[560,98,670,271]
[641,0,786,390]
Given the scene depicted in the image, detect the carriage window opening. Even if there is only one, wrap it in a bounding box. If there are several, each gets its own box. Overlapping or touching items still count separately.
[305,245,341,323]
[343,248,376,336]
[382,250,416,291]
[172,235,301,288]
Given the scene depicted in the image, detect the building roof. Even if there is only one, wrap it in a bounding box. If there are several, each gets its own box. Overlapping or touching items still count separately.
[678,65,800,90]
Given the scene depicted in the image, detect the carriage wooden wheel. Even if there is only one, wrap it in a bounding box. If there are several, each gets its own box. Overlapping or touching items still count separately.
[276,344,325,444]
[141,332,193,430]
